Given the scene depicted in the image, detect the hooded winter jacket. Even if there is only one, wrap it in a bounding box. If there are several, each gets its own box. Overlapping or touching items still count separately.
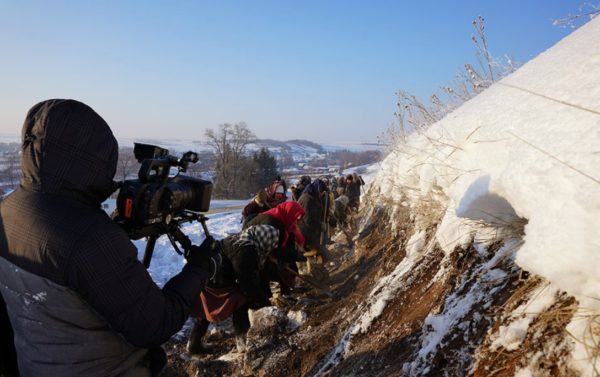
[0,99,207,377]
[297,190,325,247]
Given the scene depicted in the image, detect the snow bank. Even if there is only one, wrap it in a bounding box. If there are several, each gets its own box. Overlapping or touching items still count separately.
[377,16,600,310]
[374,17,600,376]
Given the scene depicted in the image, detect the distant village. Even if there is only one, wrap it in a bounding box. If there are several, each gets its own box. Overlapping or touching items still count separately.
[0,138,381,197]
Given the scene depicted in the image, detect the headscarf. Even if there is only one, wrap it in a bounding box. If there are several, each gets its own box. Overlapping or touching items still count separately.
[234,225,280,268]
[302,179,327,195]
[261,201,306,248]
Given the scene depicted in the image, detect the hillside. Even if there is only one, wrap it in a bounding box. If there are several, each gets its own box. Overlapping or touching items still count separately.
[293,15,600,376]
[153,15,600,377]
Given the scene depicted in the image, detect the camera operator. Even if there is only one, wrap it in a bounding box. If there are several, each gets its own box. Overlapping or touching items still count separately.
[0,99,218,377]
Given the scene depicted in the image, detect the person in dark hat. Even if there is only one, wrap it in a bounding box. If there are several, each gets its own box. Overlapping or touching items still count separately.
[297,179,332,262]
[292,175,311,201]
[346,173,364,211]
[242,189,271,227]
[0,99,219,377]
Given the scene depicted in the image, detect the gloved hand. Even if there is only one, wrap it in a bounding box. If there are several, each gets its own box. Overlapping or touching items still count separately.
[328,218,337,228]
[248,294,271,310]
[295,250,307,262]
[185,236,222,282]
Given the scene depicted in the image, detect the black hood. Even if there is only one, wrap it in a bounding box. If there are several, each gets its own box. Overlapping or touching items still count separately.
[20,99,119,206]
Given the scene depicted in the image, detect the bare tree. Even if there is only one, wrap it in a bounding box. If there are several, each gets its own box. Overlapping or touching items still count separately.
[116,147,139,182]
[205,123,256,198]
[0,151,21,191]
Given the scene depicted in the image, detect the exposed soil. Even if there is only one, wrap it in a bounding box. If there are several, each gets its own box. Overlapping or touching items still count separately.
[162,210,386,376]
[162,204,581,377]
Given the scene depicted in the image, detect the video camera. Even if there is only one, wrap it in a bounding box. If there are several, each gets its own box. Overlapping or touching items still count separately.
[114,143,213,267]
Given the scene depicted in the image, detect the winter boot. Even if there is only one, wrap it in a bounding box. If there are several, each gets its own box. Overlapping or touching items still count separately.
[186,318,209,355]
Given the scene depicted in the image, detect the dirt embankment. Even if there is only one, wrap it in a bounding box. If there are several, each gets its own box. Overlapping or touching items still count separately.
[164,199,578,377]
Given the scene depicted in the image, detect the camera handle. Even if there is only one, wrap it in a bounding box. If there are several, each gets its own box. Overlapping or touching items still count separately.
[142,235,159,269]
[141,213,212,269]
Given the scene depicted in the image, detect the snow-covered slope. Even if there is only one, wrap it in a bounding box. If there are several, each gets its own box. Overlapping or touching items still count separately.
[370,16,600,376]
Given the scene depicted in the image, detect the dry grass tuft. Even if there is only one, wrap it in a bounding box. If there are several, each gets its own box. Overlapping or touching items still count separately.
[381,16,517,150]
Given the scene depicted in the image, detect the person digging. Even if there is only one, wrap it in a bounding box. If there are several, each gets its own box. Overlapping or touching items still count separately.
[297,179,334,281]
[187,223,305,355]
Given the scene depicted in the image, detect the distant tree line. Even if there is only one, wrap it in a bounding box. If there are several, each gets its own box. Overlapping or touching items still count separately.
[314,149,382,171]
[0,127,380,200]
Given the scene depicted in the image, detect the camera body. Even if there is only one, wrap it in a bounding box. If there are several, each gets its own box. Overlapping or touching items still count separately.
[115,143,212,240]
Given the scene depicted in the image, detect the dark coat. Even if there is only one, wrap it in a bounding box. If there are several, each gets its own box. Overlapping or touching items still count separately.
[292,176,311,201]
[297,192,324,247]
[0,100,207,376]
[214,233,271,308]
[241,199,269,227]
[333,195,350,228]
[243,213,306,295]
[0,294,18,376]
[347,178,362,209]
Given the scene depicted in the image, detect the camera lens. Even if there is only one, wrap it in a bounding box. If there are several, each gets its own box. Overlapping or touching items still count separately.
[163,175,212,213]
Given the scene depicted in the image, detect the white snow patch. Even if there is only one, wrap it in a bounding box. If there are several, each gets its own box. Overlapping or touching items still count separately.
[287,310,307,331]
[491,283,559,351]
[514,367,534,377]
[405,230,426,258]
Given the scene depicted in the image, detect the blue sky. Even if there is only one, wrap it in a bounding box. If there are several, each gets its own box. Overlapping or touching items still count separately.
[0,1,584,144]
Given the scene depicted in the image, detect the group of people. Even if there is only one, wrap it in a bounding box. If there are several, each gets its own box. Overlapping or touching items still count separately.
[187,170,369,355]
[242,172,365,264]
[185,174,365,357]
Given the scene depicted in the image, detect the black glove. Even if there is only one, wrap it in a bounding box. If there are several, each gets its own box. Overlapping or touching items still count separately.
[295,250,307,262]
[248,294,271,310]
[329,217,337,228]
[185,236,222,282]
